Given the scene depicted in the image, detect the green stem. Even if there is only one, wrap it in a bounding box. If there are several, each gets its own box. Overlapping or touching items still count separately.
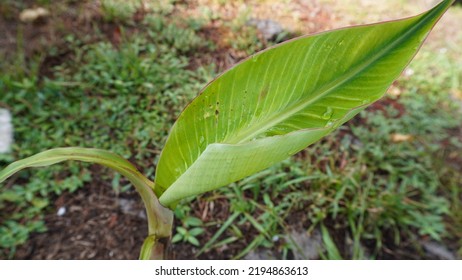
[139,235,172,260]
[128,175,173,247]
[128,176,173,260]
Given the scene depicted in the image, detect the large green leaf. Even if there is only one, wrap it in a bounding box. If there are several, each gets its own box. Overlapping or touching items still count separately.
[155,0,453,207]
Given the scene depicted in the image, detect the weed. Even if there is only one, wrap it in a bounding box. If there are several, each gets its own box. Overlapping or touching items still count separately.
[172,216,205,247]
[100,0,140,23]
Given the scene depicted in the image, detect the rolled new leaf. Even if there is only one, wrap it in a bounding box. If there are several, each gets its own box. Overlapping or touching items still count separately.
[155,0,454,207]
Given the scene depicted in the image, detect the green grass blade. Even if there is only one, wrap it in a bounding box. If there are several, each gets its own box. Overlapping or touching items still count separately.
[243,212,271,240]
[232,235,265,260]
[320,223,343,260]
[195,211,241,256]
[155,0,453,207]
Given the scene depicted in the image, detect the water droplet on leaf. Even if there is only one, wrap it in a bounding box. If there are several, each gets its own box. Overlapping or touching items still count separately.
[322,107,333,120]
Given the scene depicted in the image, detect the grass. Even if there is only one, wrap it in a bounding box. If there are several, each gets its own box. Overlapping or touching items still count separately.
[1,0,461,259]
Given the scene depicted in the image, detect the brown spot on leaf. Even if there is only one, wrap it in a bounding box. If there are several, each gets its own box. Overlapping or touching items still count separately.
[259,86,269,100]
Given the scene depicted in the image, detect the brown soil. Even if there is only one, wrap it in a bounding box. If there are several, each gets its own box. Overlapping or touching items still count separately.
[14,179,148,260]
[1,1,96,62]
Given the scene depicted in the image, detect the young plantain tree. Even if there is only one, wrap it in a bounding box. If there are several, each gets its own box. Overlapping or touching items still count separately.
[0,0,454,259]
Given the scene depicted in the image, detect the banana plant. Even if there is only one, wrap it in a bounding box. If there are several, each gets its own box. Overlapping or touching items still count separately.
[0,0,454,259]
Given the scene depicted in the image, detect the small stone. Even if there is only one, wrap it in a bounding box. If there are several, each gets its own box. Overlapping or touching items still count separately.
[388,86,402,97]
[244,229,324,260]
[0,109,13,153]
[248,19,284,41]
[404,68,415,77]
[244,249,277,260]
[57,206,67,217]
[119,198,146,220]
[422,241,455,260]
[391,133,413,143]
[285,229,323,260]
[19,7,50,23]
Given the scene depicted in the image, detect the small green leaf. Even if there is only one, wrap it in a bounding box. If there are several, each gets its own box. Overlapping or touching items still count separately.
[171,233,183,243]
[156,0,454,207]
[176,226,187,235]
[31,198,49,209]
[0,191,22,202]
[189,227,205,236]
[184,216,203,227]
[187,235,200,246]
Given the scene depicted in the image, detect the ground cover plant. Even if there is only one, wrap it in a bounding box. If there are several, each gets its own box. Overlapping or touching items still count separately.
[1,0,461,259]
